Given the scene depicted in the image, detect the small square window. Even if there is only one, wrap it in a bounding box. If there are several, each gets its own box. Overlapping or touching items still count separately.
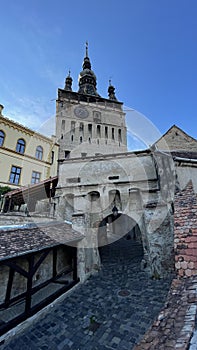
[31,171,41,184]
[9,166,21,185]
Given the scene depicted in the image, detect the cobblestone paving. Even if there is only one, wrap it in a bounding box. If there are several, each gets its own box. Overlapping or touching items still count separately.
[1,238,173,350]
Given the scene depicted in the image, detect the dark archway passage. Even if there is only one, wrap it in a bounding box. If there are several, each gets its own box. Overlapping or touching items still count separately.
[98,213,144,265]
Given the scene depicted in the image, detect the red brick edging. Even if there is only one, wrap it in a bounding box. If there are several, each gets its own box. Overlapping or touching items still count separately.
[133,276,197,350]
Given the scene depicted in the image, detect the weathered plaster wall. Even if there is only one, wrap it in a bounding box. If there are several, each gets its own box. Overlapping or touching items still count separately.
[55,150,175,280]
[174,181,197,277]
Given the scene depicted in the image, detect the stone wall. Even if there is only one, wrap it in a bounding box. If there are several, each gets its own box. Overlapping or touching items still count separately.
[155,125,197,152]
[174,181,197,277]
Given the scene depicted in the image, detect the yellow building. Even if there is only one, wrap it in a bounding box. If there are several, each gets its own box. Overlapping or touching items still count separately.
[0,104,59,189]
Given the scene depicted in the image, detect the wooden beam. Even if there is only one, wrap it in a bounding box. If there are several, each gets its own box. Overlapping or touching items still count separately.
[4,261,28,278]
[5,268,15,307]
[32,249,50,276]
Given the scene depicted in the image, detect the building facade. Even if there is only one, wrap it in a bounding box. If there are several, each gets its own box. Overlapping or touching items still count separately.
[0,104,59,190]
[56,44,127,160]
[54,45,176,281]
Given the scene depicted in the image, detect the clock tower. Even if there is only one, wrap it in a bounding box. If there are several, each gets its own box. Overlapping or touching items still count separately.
[56,44,127,159]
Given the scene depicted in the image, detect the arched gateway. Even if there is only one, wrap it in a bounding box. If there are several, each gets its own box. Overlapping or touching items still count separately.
[98,213,144,266]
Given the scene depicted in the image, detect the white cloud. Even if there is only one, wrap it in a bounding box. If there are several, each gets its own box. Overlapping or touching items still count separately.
[2,95,55,137]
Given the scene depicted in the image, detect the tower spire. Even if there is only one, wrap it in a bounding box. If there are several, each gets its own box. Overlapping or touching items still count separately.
[78,42,100,96]
[108,78,117,100]
[85,41,89,57]
[64,69,73,91]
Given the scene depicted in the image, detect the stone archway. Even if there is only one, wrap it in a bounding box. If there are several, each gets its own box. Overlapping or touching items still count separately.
[98,213,144,265]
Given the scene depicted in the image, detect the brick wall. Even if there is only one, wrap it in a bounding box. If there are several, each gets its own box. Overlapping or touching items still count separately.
[174,181,197,277]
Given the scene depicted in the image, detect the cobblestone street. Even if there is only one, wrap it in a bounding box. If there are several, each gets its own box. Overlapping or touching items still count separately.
[1,238,173,350]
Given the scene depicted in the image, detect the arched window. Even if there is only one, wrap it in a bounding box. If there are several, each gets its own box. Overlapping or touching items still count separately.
[80,136,83,143]
[35,145,43,160]
[0,130,5,147]
[16,138,25,154]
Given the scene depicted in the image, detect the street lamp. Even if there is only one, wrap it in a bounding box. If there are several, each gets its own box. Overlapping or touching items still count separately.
[112,205,118,217]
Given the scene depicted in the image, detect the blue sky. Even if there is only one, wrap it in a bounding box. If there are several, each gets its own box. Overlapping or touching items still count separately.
[0,0,197,145]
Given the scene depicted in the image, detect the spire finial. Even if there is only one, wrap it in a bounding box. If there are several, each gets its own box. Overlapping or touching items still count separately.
[108,77,117,101]
[85,41,88,57]
[64,69,73,91]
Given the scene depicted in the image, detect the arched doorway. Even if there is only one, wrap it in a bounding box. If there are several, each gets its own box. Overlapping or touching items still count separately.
[98,212,144,264]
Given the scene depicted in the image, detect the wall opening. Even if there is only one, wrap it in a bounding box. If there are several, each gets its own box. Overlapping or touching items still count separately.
[98,213,143,264]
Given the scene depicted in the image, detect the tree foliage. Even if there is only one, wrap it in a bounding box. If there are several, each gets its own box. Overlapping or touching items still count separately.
[0,186,12,196]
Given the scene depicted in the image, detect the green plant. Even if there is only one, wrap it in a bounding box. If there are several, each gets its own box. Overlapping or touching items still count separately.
[0,186,12,196]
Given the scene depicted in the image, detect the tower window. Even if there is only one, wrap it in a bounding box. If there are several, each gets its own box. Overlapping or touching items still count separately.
[105,126,108,138]
[88,124,92,136]
[118,129,122,142]
[80,136,83,143]
[71,121,75,132]
[71,135,74,142]
[112,128,115,140]
[51,151,54,164]
[79,123,84,134]
[88,137,91,144]
[97,125,101,138]
[61,120,65,131]
[16,138,26,154]
[35,146,43,160]
[0,130,5,146]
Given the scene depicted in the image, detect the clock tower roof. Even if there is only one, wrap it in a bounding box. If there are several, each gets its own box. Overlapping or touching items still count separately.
[78,42,100,97]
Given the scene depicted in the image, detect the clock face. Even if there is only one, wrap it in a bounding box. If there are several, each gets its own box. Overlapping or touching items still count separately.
[74,106,89,119]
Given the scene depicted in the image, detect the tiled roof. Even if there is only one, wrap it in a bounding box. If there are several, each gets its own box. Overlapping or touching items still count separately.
[0,222,84,261]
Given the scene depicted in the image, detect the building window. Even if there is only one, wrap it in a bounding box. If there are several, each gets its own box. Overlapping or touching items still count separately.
[0,130,5,146]
[71,121,75,132]
[97,125,101,138]
[9,166,21,185]
[79,123,84,134]
[51,151,54,164]
[35,146,43,160]
[61,120,65,131]
[105,126,108,138]
[31,171,41,184]
[88,124,92,136]
[80,136,83,143]
[65,151,70,159]
[71,135,74,142]
[118,129,122,142]
[16,138,25,154]
[112,128,115,140]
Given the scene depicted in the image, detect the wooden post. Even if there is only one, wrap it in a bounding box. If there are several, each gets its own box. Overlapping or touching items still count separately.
[53,247,57,278]
[5,268,15,307]
[25,255,34,315]
[73,247,78,281]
